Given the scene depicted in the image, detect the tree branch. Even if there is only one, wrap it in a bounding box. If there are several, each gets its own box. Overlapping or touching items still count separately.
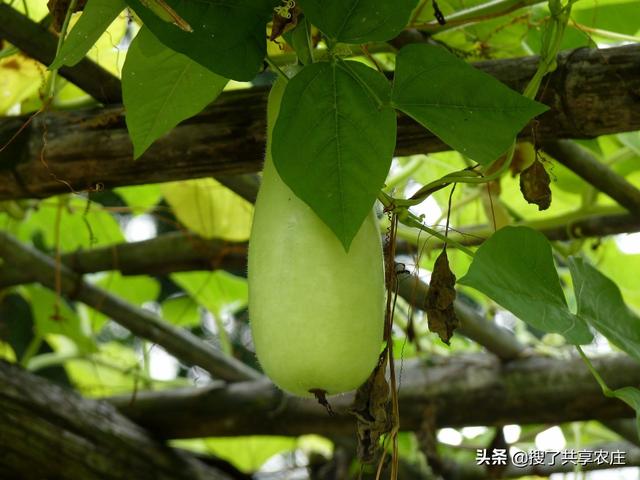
[402,210,640,251]
[1,44,639,200]
[0,4,122,105]
[0,232,262,382]
[0,360,236,480]
[542,140,640,216]
[107,353,640,438]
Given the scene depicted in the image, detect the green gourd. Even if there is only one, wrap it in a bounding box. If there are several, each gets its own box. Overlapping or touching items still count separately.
[248,76,385,397]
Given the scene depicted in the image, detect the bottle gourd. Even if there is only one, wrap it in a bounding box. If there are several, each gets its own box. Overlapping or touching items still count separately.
[248,77,385,397]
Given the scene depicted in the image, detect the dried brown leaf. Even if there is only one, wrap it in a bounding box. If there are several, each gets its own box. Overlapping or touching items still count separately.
[349,351,392,463]
[270,5,301,41]
[426,248,458,344]
[519,158,552,211]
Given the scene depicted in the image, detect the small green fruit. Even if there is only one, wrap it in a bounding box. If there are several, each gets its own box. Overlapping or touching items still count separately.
[248,77,385,397]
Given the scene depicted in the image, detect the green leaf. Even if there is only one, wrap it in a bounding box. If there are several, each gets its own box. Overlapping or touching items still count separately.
[17,197,124,253]
[161,295,201,327]
[162,179,253,241]
[391,44,549,165]
[50,0,126,70]
[569,257,640,362]
[122,27,228,158]
[272,61,396,250]
[611,386,640,440]
[458,226,593,344]
[124,0,278,80]
[114,184,163,211]
[27,285,96,353]
[284,16,313,65]
[170,271,248,317]
[297,0,418,43]
[173,436,297,473]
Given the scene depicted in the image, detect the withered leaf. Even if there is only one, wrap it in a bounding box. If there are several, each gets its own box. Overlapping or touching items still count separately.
[270,5,301,41]
[519,158,552,211]
[426,248,458,344]
[47,0,87,31]
[349,351,393,463]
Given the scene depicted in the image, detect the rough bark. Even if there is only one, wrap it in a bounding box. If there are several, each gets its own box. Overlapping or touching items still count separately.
[1,45,639,201]
[0,360,233,480]
[108,353,640,439]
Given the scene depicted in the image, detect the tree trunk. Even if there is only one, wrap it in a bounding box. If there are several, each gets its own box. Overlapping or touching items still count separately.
[0,361,234,480]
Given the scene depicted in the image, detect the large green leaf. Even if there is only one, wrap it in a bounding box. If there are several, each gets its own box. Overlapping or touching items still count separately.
[170,271,248,317]
[161,295,201,327]
[611,386,640,440]
[161,179,253,241]
[271,61,396,250]
[458,226,592,344]
[125,0,278,80]
[569,257,640,362]
[297,0,418,43]
[50,0,126,70]
[17,197,124,252]
[391,44,548,165]
[122,27,228,158]
[173,436,297,473]
[26,285,96,353]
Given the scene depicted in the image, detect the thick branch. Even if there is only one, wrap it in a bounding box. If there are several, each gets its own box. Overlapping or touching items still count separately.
[0,232,261,382]
[109,353,640,438]
[1,44,639,200]
[0,231,244,288]
[406,210,640,250]
[0,360,233,480]
[542,140,640,216]
[0,4,122,104]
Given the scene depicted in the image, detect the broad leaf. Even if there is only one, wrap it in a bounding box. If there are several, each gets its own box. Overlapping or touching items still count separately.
[569,257,640,362]
[272,61,396,250]
[114,184,162,211]
[171,271,248,318]
[123,27,228,158]
[459,226,592,344]
[161,295,201,327]
[50,0,126,70]
[611,386,640,440]
[27,285,96,353]
[391,44,548,165]
[297,0,418,43]
[125,0,278,80]
[173,437,297,473]
[162,179,253,242]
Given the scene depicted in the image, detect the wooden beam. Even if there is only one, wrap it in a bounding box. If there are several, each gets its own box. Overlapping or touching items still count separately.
[108,353,640,438]
[1,45,639,200]
[0,360,234,480]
